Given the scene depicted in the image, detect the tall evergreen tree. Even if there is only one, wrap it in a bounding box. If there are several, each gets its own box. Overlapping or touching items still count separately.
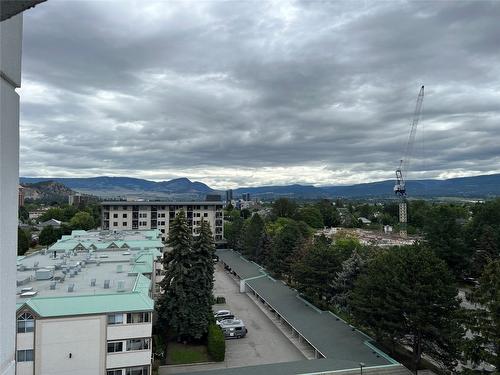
[268,221,304,280]
[351,245,463,372]
[157,211,213,340]
[243,213,265,259]
[330,251,364,312]
[465,260,500,370]
[293,238,340,304]
[18,227,30,255]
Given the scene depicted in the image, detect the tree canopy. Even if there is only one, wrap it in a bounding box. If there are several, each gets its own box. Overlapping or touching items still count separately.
[350,245,463,372]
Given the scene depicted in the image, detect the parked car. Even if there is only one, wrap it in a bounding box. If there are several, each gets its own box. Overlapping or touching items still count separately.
[219,319,248,339]
[214,310,234,323]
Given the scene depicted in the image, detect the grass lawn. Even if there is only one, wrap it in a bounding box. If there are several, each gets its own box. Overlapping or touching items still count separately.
[166,342,211,365]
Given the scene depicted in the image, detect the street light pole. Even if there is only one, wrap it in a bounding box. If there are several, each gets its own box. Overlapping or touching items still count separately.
[360,362,365,375]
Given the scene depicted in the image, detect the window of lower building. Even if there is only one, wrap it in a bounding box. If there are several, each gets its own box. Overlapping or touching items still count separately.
[16,349,34,362]
[126,312,150,324]
[126,366,149,375]
[107,341,124,353]
[113,222,118,227]
[17,312,34,333]
[113,213,118,218]
[107,370,123,375]
[107,313,123,325]
[122,222,127,226]
[126,338,150,351]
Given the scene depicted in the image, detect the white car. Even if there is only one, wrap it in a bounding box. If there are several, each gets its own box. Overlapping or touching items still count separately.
[214,310,234,325]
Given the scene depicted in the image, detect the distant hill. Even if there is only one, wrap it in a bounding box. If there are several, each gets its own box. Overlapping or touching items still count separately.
[21,181,76,204]
[20,173,500,200]
[20,176,214,199]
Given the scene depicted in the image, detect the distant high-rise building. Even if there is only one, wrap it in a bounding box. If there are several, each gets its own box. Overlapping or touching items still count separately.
[68,193,83,206]
[18,185,25,207]
[205,194,222,202]
[101,201,224,242]
[225,189,233,202]
[242,192,251,201]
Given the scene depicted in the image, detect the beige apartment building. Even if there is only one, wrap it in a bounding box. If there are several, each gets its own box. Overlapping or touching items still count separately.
[101,202,224,243]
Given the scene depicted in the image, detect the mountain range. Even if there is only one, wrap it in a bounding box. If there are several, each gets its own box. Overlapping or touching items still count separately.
[19,173,500,200]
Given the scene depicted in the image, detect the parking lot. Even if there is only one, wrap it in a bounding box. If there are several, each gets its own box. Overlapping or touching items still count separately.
[161,263,304,374]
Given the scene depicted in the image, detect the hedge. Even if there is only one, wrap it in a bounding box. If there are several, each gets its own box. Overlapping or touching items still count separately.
[207,323,225,361]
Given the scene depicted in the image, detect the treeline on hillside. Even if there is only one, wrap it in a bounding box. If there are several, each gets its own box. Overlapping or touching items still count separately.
[18,203,101,255]
[224,198,500,373]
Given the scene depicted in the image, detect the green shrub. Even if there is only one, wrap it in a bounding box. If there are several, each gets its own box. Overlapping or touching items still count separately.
[207,323,225,362]
[215,296,226,304]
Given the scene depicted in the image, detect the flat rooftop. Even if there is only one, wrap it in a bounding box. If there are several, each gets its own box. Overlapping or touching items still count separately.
[102,201,223,206]
[213,249,401,375]
[15,230,162,317]
[17,248,153,301]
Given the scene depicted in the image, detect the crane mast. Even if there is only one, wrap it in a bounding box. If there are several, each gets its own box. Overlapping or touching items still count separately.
[394,85,424,237]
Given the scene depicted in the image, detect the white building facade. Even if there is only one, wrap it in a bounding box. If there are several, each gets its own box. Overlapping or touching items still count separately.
[15,230,163,375]
[101,202,224,243]
[1,11,24,375]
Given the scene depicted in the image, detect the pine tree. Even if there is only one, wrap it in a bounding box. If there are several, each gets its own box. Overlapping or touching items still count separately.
[191,219,216,329]
[350,245,463,372]
[157,211,213,341]
[465,260,500,370]
[243,213,265,259]
[330,251,364,312]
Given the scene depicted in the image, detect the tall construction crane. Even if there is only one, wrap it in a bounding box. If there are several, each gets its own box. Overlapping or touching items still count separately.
[394,85,424,237]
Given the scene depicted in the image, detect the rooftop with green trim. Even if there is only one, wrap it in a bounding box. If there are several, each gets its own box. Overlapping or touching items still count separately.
[16,229,163,317]
[208,249,405,375]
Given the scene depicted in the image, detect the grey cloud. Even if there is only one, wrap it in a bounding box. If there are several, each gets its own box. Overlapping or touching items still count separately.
[18,0,500,188]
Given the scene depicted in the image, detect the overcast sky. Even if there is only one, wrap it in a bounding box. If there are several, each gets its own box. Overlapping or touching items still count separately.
[19,0,500,189]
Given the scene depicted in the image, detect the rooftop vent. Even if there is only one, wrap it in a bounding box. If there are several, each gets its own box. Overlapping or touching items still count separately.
[67,284,75,293]
[90,278,96,287]
[50,281,56,290]
[20,291,38,298]
[104,280,110,289]
[117,280,125,292]
[116,265,123,273]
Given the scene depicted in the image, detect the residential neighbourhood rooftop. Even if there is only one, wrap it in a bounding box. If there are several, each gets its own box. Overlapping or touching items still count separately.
[101,201,223,206]
[16,229,163,317]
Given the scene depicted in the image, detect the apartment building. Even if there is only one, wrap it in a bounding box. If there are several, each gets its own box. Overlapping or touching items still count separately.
[101,202,224,243]
[15,229,164,375]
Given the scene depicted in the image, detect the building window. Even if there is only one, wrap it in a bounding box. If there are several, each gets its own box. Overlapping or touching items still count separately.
[17,312,34,333]
[126,338,150,351]
[122,222,127,226]
[107,341,124,353]
[113,222,118,227]
[126,366,149,375]
[123,213,128,218]
[126,312,150,324]
[204,213,208,217]
[113,213,118,218]
[107,313,123,325]
[107,370,123,375]
[16,349,34,362]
